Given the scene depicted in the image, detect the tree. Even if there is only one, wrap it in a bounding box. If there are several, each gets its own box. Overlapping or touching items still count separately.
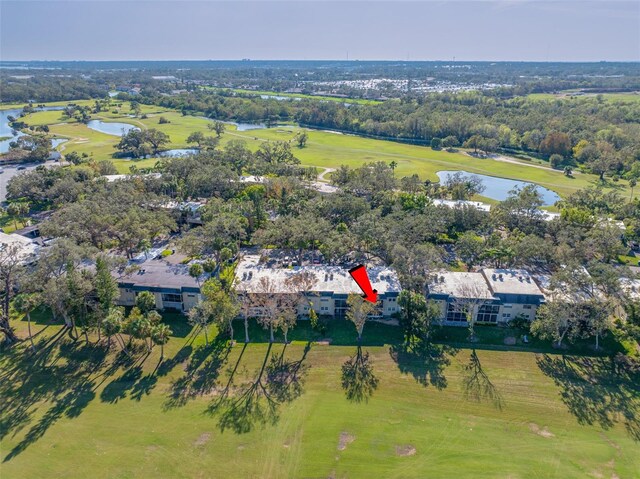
[6,202,29,230]
[389,160,398,177]
[398,290,439,347]
[540,132,571,158]
[629,178,637,200]
[346,294,376,342]
[188,302,214,345]
[549,154,564,169]
[102,307,125,350]
[450,282,493,341]
[455,232,485,271]
[208,121,226,137]
[531,300,579,348]
[443,171,485,200]
[295,131,308,148]
[13,293,40,350]
[0,244,23,344]
[151,323,172,360]
[430,137,442,150]
[136,291,156,314]
[251,276,298,343]
[563,166,573,177]
[189,263,204,286]
[200,279,240,342]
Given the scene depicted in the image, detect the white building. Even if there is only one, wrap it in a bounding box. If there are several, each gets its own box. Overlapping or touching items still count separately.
[427,268,545,325]
[235,254,401,318]
[0,231,39,264]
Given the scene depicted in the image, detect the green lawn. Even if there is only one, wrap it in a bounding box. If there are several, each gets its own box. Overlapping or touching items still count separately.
[1,314,639,478]
[213,87,383,105]
[13,105,633,200]
[527,91,640,103]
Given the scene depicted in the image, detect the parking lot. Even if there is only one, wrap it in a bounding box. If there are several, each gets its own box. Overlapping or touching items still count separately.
[0,160,61,202]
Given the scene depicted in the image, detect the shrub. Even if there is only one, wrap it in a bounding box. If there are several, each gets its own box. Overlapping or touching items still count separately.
[161,249,172,257]
[158,116,170,124]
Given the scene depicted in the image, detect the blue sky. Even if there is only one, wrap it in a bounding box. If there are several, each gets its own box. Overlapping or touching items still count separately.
[1,1,638,61]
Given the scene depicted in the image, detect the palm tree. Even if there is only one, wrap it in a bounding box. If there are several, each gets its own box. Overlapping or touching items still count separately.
[389,161,398,177]
[629,178,637,200]
[151,324,172,360]
[139,238,152,259]
[563,166,573,177]
[14,293,40,351]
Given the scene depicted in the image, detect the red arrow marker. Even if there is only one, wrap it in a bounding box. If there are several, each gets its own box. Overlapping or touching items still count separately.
[348,265,378,304]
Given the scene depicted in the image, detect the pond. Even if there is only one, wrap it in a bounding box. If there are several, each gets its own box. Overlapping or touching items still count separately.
[436,170,561,206]
[120,148,199,160]
[260,94,302,101]
[87,120,139,136]
[0,106,66,153]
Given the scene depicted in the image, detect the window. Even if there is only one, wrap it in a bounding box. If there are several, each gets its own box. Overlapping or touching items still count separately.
[161,293,182,303]
[523,305,532,310]
[446,303,468,322]
[321,306,328,311]
[502,313,511,319]
[503,304,513,309]
[476,304,499,323]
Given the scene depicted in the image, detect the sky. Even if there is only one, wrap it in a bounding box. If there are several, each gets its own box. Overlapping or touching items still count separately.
[1,0,638,62]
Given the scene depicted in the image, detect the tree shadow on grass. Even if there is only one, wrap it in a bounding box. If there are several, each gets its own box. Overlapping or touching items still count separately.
[163,339,231,410]
[214,342,310,434]
[341,345,379,403]
[2,337,108,462]
[537,354,640,441]
[389,342,456,390]
[461,349,504,410]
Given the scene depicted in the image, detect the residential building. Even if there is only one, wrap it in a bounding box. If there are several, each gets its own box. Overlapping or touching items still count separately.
[427,269,545,326]
[115,258,202,312]
[0,231,39,264]
[235,254,401,318]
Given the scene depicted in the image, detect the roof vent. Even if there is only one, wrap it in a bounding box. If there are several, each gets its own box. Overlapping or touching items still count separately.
[499,274,503,281]
[324,274,328,282]
[526,277,531,283]
[248,271,253,280]
[330,273,334,280]
[492,274,497,280]
[519,276,523,282]
[440,276,445,283]
[242,272,247,280]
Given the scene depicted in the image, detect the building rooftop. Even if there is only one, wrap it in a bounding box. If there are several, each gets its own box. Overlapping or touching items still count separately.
[0,232,38,263]
[620,278,640,300]
[235,254,401,295]
[482,269,544,296]
[428,271,495,299]
[116,258,200,291]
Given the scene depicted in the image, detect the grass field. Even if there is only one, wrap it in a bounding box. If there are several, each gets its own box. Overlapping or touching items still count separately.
[9,102,633,201]
[1,313,639,479]
[527,91,640,103]
[213,88,383,105]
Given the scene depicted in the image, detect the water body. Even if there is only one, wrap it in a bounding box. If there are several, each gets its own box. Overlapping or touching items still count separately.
[436,170,561,206]
[156,148,198,157]
[120,148,199,160]
[0,106,65,153]
[51,138,67,149]
[86,120,139,136]
[260,94,302,101]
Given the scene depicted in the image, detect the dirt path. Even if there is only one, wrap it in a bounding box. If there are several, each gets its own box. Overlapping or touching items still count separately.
[317,167,336,182]
[468,152,582,176]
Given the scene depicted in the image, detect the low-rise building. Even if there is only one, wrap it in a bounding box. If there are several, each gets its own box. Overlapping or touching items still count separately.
[427,268,545,326]
[115,258,202,312]
[0,231,39,264]
[235,254,401,318]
